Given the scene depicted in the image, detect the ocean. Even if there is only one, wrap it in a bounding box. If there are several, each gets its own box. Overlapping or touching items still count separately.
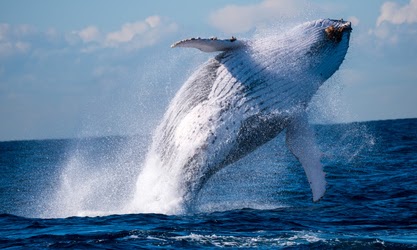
[1,118,416,248]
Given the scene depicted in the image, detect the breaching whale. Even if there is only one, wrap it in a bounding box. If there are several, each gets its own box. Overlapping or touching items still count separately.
[132,19,352,214]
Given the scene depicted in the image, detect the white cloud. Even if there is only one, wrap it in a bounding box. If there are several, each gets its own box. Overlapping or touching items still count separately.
[65,31,82,46]
[348,16,360,26]
[104,16,177,49]
[209,0,308,33]
[44,28,60,42]
[0,23,10,41]
[3,15,178,55]
[63,15,178,52]
[0,40,31,57]
[106,22,148,45]
[377,0,417,26]
[15,41,31,53]
[369,0,417,45]
[145,15,161,28]
[0,23,35,57]
[0,15,178,59]
[12,24,37,37]
[0,42,13,57]
[78,26,101,43]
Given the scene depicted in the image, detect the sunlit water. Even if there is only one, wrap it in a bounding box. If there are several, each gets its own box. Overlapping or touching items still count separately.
[1,118,416,248]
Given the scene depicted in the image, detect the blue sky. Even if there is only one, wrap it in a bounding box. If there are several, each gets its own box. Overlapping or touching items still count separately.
[1,0,416,141]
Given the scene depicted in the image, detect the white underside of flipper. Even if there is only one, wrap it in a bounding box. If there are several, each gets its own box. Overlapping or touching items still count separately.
[171,37,244,52]
[285,113,326,202]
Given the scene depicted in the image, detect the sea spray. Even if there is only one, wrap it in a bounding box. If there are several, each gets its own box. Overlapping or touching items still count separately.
[40,50,207,218]
[42,136,145,218]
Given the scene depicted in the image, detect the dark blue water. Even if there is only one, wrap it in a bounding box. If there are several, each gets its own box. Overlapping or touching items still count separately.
[1,118,416,248]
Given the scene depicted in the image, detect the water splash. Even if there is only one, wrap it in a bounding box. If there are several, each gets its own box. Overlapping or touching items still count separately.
[41,136,145,218]
[40,51,208,218]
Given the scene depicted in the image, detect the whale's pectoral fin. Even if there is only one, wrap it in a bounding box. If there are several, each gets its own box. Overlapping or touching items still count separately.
[285,113,326,202]
[171,37,244,52]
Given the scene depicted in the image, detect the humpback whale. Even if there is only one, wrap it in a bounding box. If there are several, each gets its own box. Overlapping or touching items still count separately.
[132,19,352,214]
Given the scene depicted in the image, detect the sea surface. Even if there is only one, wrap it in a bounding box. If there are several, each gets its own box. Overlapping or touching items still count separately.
[1,118,416,249]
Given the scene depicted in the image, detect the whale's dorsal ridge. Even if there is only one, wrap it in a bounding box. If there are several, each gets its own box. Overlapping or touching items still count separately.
[171,37,244,53]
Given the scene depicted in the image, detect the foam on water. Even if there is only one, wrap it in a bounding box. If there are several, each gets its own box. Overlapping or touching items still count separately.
[172,231,327,248]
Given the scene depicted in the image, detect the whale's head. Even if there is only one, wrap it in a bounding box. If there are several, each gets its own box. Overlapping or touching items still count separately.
[250,18,351,88]
[297,18,352,80]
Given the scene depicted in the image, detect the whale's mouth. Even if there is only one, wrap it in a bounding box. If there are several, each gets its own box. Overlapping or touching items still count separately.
[325,20,352,43]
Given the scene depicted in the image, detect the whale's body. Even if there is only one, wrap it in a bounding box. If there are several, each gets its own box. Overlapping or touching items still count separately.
[131,19,352,214]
